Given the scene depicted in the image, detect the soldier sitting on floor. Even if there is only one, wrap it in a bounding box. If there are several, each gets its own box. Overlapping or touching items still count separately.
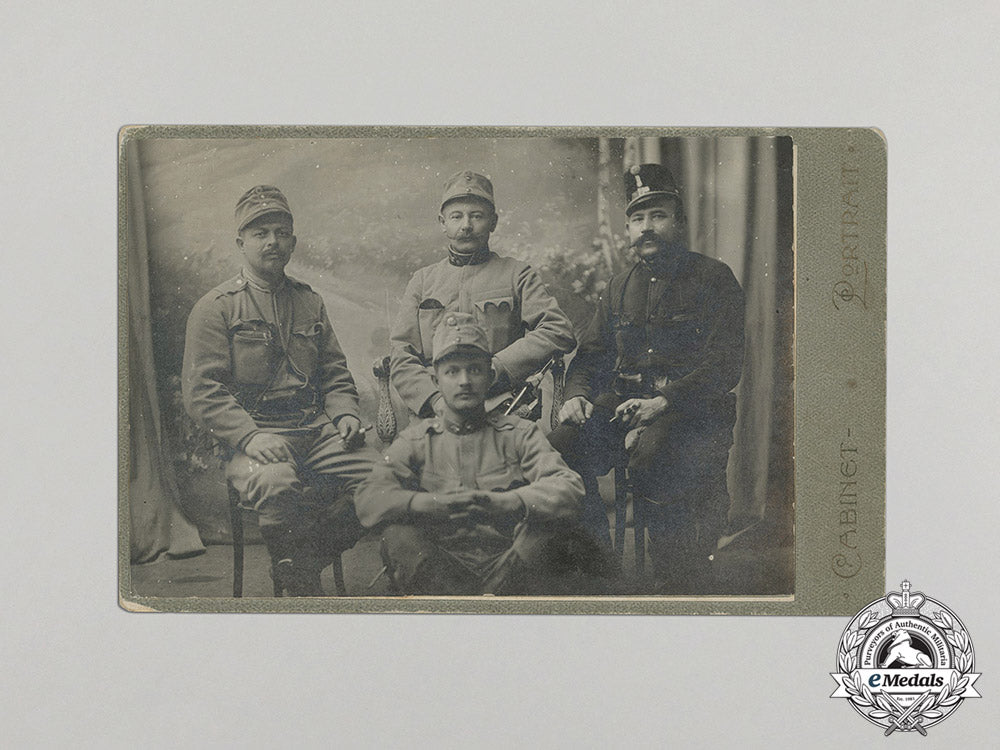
[356,313,613,595]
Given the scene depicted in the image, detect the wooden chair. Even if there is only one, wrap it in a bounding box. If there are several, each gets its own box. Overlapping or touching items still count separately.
[613,462,648,574]
[227,479,346,597]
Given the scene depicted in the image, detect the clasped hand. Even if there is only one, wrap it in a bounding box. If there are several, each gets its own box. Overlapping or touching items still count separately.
[411,490,523,524]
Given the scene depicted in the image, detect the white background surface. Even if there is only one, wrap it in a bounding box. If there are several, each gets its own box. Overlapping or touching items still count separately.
[3,2,998,747]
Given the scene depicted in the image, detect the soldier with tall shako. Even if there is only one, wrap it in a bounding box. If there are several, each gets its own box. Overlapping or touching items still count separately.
[549,164,746,593]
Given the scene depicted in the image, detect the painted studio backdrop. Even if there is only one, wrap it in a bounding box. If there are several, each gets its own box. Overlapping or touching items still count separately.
[125,134,794,586]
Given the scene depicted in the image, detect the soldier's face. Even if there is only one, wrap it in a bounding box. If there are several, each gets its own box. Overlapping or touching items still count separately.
[237,214,296,280]
[439,198,497,254]
[626,197,682,259]
[433,353,493,412]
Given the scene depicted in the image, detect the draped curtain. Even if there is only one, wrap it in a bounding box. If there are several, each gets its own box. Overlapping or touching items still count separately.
[126,141,205,563]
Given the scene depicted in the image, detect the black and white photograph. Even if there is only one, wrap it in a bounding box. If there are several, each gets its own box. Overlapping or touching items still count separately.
[123,130,799,607]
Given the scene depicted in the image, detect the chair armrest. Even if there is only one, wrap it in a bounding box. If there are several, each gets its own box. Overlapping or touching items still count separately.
[372,355,398,444]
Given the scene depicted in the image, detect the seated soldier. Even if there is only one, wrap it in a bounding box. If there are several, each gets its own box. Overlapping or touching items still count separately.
[549,164,745,593]
[389,170,576,421]
[182,185,375,596]
[356,313,612,595]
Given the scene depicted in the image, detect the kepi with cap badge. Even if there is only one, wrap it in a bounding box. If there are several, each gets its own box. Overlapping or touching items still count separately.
[440,170,495,211]
[431,312,492,364]
[624,163,681,216]
[235,184,294,233]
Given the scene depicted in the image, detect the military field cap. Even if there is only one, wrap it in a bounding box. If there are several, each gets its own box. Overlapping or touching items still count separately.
[432,312,491,363]
[440,170,495,211]
[235,185,293,232]
[624,163,681,216]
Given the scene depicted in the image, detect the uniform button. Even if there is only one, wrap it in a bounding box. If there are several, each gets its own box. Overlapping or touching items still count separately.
[446,316,456,326]
[650,277,657,283]
[647,348,654,353]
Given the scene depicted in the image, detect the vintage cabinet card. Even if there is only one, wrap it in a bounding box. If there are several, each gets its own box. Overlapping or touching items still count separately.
[119,126,885,614]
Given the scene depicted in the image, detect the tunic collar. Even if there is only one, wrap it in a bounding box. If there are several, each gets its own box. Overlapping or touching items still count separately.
[447,246,490,267]
[638,245,685,279]
[441,408,489,434]
[242,267,287,292]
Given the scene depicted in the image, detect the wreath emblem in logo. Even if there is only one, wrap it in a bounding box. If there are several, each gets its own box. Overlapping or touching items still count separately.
[831,580,981,734]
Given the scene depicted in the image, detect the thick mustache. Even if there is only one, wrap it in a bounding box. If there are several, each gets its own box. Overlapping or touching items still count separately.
[631,231,666,249]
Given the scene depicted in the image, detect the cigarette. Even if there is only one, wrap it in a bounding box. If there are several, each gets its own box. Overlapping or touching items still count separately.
[340,423,375,440]
[609,403,639,423]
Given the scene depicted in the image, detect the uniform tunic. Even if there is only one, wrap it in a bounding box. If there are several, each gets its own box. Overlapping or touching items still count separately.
[389,251,576,416]
[565,249,744,411]
[550,249,745,590]
[182,272,361,448]
[182,271,374,566]
[355,412,589,594]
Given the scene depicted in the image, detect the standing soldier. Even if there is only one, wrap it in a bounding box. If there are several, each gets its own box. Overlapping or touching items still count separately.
[182,185,374,596]
[389,170,576,420]
[549,164,746,592]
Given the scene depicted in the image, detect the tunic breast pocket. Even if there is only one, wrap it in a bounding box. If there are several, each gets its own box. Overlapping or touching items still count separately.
[230,320,280,386]
[649,312,704,355]
[417,299,445,362]
[472,292,516,353]
[288,320,323,377]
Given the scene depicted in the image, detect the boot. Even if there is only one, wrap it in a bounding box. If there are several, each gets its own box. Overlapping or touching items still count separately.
[261,526,324,596]
[271,558,323,596]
